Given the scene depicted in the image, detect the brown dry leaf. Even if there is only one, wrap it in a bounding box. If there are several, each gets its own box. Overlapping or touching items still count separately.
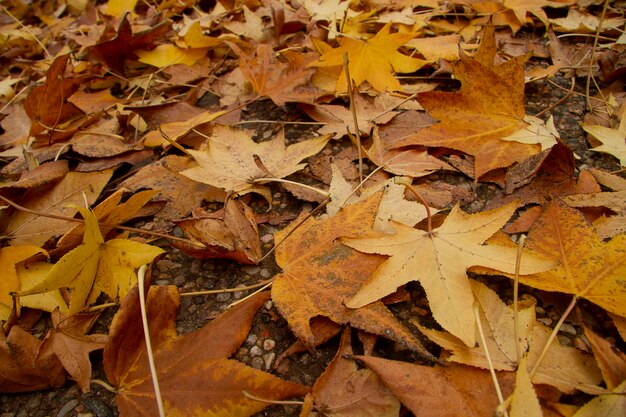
[343,201,553,347]
[388,24,539,178]
[222,5,268,43]
[182,125,330,196]
[417,280,603,394]
[365,127,453,177]
[19,208,164,314]
[2,169,113,246]
[104,287,309,416]
[23,54,85,139]
[271,192,430,356]
[56,188,159,251]
[173,198,262,264]
[0,104,31,152]
[84,14,170,74]
[37,310,107,392]
[120,155,226,229]
[583,325,626,390]
[0,160,69,190]
[309,328,400,417]
[228,43,320,106]
[301,93,398,138]
[0,324,66,393]
[309,23,427,93]
[354,355,516,417]
[514,199,626,318]
[143,108,228,148]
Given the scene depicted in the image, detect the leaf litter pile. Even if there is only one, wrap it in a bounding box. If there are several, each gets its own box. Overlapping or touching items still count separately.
[1,1,625,416]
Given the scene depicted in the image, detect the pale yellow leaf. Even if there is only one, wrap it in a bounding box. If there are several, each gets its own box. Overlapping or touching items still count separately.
[136,44,207,68]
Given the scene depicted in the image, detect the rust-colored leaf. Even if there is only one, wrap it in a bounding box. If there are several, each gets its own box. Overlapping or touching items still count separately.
[104,287,309,417]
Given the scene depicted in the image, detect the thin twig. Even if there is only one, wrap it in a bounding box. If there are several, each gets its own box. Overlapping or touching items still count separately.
[534,77,575,118]
[343,53,364,183]
[513,235,527,363]
[252,177,330,197]
[180,279,274,297]
[585,0,610,112]
[90,378,117,392]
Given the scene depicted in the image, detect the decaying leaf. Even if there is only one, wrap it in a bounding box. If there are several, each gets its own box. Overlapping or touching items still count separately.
[104,287,309,416]
[343,201,553,346]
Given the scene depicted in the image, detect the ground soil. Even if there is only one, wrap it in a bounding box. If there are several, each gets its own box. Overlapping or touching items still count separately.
[0,56,623,417]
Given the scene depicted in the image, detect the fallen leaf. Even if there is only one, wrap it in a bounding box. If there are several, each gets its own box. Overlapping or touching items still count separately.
[120,155,226,229]
[104,287,309,416]
[310,23,426,93]
[514,199,626,317]
[228,43,320,106]
[0,324,66,393]
[417,280,604,394]
[37,310,107,392]
[571,379,626,417]
[510,355,543,417]
[344,201,553,346]
[583,325,626,390]
[222,5,267,43]
[19,207,164,314]
[136,44,207,68]
[353,355,516,417]
[182,125,330,197]
[388,23,539,178]
[173,198,262,264]
[2,169,113,246]
[309,328,400,417]
[84,14,170,74]
[23,54,85,138]
[271,192,430,356]
[583,123,626,167]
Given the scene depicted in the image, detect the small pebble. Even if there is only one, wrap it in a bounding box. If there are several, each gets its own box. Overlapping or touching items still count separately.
[557,335,573,346]
[574,337,589,352]
[172,226,184,237]
[559,323,577,336]
[260,234,274,244]
[251,357,264,369]
[246,334,258,345]
[535,306,546,315]
[215,292,231,302]
[537,318,552,326]
[250,346,264,356]
[260,268,272,278]
[242,266,261,275]
[264,300,273,310]
[173,275,185,286]
[263,339,276,351]
[263,352,276,370]
[57,400,79,417]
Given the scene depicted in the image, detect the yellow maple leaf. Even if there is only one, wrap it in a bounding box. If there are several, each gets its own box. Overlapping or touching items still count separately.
[309,23,426,93]
[583,123,626,167]
[20,208,164,314]
[343,201,554,347]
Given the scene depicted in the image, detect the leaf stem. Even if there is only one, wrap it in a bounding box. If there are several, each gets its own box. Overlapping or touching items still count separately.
[180,278,274,297]
[137,265,166,417]
[343,52,364,183]
[585,0,610,113]
[474,303,508,416]
[399,180,432,234]
[90,378,117,392]
[513,235,527,364]
[242,390,304,406]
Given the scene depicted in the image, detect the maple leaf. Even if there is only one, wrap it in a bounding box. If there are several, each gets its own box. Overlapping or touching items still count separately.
[343,201,554,347]
[228,43,320,106]
[309,23,426,93]
[417,280,603,393]
[510,199,626,318]
[2,169,113,247]
[104,286,309,416]
[388,24,540,178]
[271,192,431,356]
[37,310,107,392]
[19,207,164,314]
[310,328,400,417]
[84,14,170,74]
[181,125,330,197]
[583,122,626,167]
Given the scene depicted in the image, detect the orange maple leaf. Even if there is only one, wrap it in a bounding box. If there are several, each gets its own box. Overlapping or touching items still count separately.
[104,287,308,416]
[389,24,540,178]
[271,192,431,357]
